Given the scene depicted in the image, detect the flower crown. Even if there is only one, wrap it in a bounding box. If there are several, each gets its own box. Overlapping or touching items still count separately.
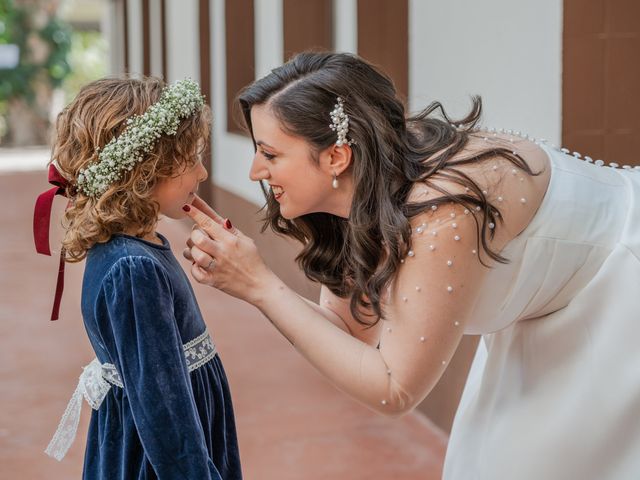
[76,78,205,197]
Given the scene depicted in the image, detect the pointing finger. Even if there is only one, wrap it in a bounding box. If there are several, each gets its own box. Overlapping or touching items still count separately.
[192,194,225,225]
[183,203,231,241]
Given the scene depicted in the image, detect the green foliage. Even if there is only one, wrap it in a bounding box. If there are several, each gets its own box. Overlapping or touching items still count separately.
[0,0,72,104]
[62,29,107,104]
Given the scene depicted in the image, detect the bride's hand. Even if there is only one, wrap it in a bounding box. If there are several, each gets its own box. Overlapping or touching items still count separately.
[182,194,224,262]
[182,201,275,305]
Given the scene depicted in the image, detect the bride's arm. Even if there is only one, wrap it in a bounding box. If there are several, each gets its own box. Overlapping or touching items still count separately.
[298,287,383,347]
[186,203,490,417]
[182,196,381,344]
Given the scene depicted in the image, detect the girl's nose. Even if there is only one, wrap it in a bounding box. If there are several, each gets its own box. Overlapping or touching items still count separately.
[198,161,209,182]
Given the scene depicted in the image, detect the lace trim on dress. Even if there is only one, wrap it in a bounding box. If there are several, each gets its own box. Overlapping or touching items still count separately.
[45,329,216,461]
[183,329,217,372]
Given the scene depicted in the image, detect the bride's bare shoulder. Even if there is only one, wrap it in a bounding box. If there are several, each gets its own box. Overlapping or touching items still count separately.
[407,133,551,249]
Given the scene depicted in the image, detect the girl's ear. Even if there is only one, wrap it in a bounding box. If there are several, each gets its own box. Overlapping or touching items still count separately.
[320,144,353,176]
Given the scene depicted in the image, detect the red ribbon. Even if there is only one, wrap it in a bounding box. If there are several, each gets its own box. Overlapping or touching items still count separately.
[33,164,70,321]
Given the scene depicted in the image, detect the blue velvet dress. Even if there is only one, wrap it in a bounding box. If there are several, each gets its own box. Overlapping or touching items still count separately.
[80,233,242,479]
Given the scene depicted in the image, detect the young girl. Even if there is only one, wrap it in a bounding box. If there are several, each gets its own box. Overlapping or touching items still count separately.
[34,77,242,479]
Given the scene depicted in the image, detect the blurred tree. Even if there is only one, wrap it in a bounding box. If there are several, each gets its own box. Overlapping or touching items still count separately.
[0,0,71,145]
[62,29,107,104]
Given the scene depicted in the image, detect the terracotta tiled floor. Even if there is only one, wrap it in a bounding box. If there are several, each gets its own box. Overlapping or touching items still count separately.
[0,168,448,479]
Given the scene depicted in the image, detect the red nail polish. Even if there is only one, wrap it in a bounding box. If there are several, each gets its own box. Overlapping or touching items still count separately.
[182,204,191,212]
[224,218,233,229]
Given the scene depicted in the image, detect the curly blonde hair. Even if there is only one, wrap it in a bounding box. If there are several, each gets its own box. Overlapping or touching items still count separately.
[53,76,211,262]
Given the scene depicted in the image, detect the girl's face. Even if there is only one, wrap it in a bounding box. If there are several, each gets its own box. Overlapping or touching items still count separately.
[248,104,353,219]
[153,156,208,219]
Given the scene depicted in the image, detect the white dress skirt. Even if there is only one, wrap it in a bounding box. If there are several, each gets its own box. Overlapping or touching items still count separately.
[443,144,640,479]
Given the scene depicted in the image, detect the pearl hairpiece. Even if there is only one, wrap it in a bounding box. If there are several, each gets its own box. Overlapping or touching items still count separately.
[329,97,355,147]
[76,78,205,197]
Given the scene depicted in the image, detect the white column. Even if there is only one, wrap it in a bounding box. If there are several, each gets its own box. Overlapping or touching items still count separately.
[211,0,262,204]
[165,0,199,82]
[333,0,357,53]
[103,0,122,75]
[126,0,143,75]
[149,0,164,78]
[254,0,283,78]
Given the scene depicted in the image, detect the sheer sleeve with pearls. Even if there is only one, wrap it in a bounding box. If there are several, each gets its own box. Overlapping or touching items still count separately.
[260,138,551,416]
[369,203,492,413]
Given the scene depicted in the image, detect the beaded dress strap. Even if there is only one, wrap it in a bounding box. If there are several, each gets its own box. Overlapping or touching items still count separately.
[45,330,216,461]
[474,126,640,171]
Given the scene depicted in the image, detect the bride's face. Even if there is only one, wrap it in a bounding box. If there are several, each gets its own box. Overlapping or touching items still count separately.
[248,104,351,219]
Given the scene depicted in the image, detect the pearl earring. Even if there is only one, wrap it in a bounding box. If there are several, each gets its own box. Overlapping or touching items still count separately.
[332,172,339,189]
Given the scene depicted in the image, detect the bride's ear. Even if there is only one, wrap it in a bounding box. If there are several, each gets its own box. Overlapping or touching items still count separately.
[320,144,353,176]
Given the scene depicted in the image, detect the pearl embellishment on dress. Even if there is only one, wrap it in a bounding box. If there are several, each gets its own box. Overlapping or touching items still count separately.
[475,126,639,172]
[386,127,639,386]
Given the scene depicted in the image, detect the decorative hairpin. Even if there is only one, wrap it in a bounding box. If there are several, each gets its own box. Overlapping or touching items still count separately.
[330,97,355,147]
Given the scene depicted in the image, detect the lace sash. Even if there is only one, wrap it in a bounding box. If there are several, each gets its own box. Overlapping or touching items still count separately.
[45,329,216,461]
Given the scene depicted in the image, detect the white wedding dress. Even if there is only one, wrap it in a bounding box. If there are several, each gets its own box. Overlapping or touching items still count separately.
[443,143,640,479]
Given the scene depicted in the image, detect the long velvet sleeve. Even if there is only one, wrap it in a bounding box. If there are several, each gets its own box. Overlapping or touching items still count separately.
[96,256,221,480]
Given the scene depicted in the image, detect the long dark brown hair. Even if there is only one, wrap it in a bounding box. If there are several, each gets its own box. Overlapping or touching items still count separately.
[238,52,537,325]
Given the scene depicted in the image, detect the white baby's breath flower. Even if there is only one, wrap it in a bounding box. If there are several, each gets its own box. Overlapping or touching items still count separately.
[76,79,205,197]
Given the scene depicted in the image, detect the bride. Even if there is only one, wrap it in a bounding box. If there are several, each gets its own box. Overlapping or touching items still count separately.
[184,51,640,479]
